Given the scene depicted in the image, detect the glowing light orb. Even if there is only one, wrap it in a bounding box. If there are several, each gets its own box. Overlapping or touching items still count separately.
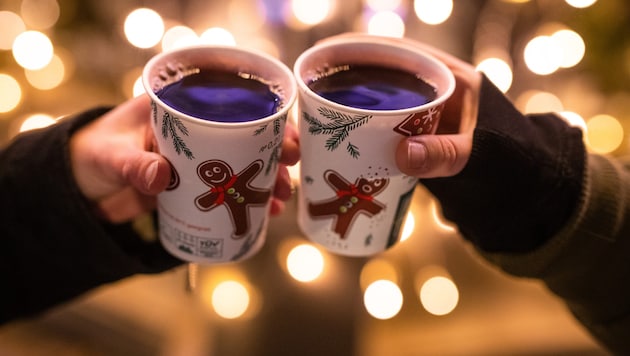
[475,57,513,93]
[20,114,56,132]
[124,8,164,49]
[414,0,453,25]
[0,11,26,50]
[364,280,403,320]
[211,280,250,319]
[585,114,624,154]
[287,244,324,282]
[419,276,459,316]
[0,74,22,113]
[367,11,405,38]
[12,31,54,70]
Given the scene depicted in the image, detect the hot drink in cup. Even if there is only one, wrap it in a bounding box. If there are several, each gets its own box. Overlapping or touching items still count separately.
[143,45,297,264]
[294,35,454,256]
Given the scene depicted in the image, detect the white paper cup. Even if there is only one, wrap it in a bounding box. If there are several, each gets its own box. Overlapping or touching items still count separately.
[294,35,455,256]
[143,45,297,264]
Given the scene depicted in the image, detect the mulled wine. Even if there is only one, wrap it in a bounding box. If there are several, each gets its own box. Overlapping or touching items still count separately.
[156,68,282,123]
[307,65,436,110]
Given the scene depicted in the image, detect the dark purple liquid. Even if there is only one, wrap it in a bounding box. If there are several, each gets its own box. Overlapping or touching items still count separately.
[308,65,436,110]
[156,68,281,123]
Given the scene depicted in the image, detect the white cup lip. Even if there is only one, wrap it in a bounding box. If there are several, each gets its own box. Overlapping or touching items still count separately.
[143,44,298,128]
[293,36,455,116]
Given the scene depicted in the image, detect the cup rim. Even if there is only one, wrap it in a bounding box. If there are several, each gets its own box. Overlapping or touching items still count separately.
[143,44,298,128]
[293,36,455,116]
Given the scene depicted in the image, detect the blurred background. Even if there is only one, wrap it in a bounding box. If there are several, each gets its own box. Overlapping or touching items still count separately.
[0,0,624,354]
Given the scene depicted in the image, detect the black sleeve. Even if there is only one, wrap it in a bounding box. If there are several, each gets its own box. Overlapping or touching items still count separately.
[0,108,181,324]
[421,75,586,253]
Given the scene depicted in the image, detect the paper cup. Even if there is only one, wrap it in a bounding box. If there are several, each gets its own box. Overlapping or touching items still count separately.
[294,35,455,256]
[143,45,297,264]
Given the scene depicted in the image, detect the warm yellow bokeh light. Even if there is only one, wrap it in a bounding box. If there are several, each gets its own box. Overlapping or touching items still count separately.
[12,31,54,70]
[551,29,585,68]
[400,212,415,242]
[124,8,164,49]
[524,35,562,75]
[565,0,597,8]
[0,74,22,113]
[200,27,237,46]
[291,0,331,25]
[414,0,453,25]
[559,111,587,132]
[21,0,60,30]
[24,54,65,90]
[19,114,56,132]
[360,258,399,291]
[211,280,250,319]
[585,114,624,154]
[0,11,26,50]
[475,57,513,93]
[363,280,403,320]
[132,76,145,97]
[286,244,325,282]
[420,276,459,316]
[162,25,198,51]
[523,91,563,114]
[365,0,402,11]
[367,11,405,38]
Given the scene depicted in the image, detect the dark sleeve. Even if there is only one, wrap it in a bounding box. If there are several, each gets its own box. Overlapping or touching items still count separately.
[0,108,181,324]
[421,75,586,253]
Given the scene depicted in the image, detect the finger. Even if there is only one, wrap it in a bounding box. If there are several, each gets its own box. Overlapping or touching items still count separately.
[273,165,293,201]
[269,198,285,216]
[396,134,472,178]
[118,149,172,195]
[280,124,300,166]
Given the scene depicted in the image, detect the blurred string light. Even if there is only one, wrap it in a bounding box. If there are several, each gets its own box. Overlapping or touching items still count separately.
[291,0,332,26]
[24,54,65,90]
[365,0,402,11]
[20,0,60,30]
[475,57,513,93]
[414,0,453,25]
[559,111,587,131]
[419,275,459,316]
[200,27,237,46]
[286,244,325,282]
[363,279,403,319]
[523,28,585,76]
[12,31,54,70]
[162,25,199,51]
[585,114,624,154]
[19,113,56,132]
[211,280,251,319]
[124,8,164,49]
[565,0,597,8]
[0,11,26,50]
[367,11,405,37]
[0,74,22,113]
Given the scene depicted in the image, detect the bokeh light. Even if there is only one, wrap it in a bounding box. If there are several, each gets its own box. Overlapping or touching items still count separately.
[520,91,564,114]
[551,29,585,68]
[124,8,164,49]
[524,35,563,75]
[360,258,399,291]
[12,31,54,70]
[476,57,513,93]
[365,0,402,11]
[400,212,415,242]
[24,54,65,90]
[162,25,198,51]
[211,280,251,319]
[19,113,56,132]
[0,11,26,50]
[585,114,624,154]
[367,11,405,37]
[414,0,453,25]
[0,74,22,113]
[430,199,456,233]
[291,0,331,26]
[21,0,60,30]
[565,0,597,8]
[419,276,459,316]
[558,111,587,131]
[286,244,324,282]
[363,280,403,320]
[200,27,237,46]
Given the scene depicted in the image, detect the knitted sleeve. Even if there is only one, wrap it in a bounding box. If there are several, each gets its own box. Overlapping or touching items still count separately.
[0,108,180,323]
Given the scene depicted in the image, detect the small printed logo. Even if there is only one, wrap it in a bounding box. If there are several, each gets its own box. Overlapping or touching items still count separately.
[199,238,223,258]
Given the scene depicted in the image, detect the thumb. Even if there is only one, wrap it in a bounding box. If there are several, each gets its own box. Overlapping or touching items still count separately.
[120,150,172,195]
[395,134,472,178]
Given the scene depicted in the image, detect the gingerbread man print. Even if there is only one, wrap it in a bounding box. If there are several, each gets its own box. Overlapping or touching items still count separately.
[308,170,388,239]
[195,159,271,239]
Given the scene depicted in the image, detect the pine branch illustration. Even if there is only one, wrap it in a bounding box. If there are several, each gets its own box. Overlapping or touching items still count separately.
[162,112,194,159]
[265,146,281,175]
[172,116,190,136]
[254,124,267,136]
[151,101,158,125]
[303,111,325,135]
[273,118,281,135]
[325,127,349,151]
[347,142,360,159]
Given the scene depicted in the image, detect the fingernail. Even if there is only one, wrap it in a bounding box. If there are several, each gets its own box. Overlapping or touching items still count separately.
[145,160,159,190]
[408,141,427,169]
